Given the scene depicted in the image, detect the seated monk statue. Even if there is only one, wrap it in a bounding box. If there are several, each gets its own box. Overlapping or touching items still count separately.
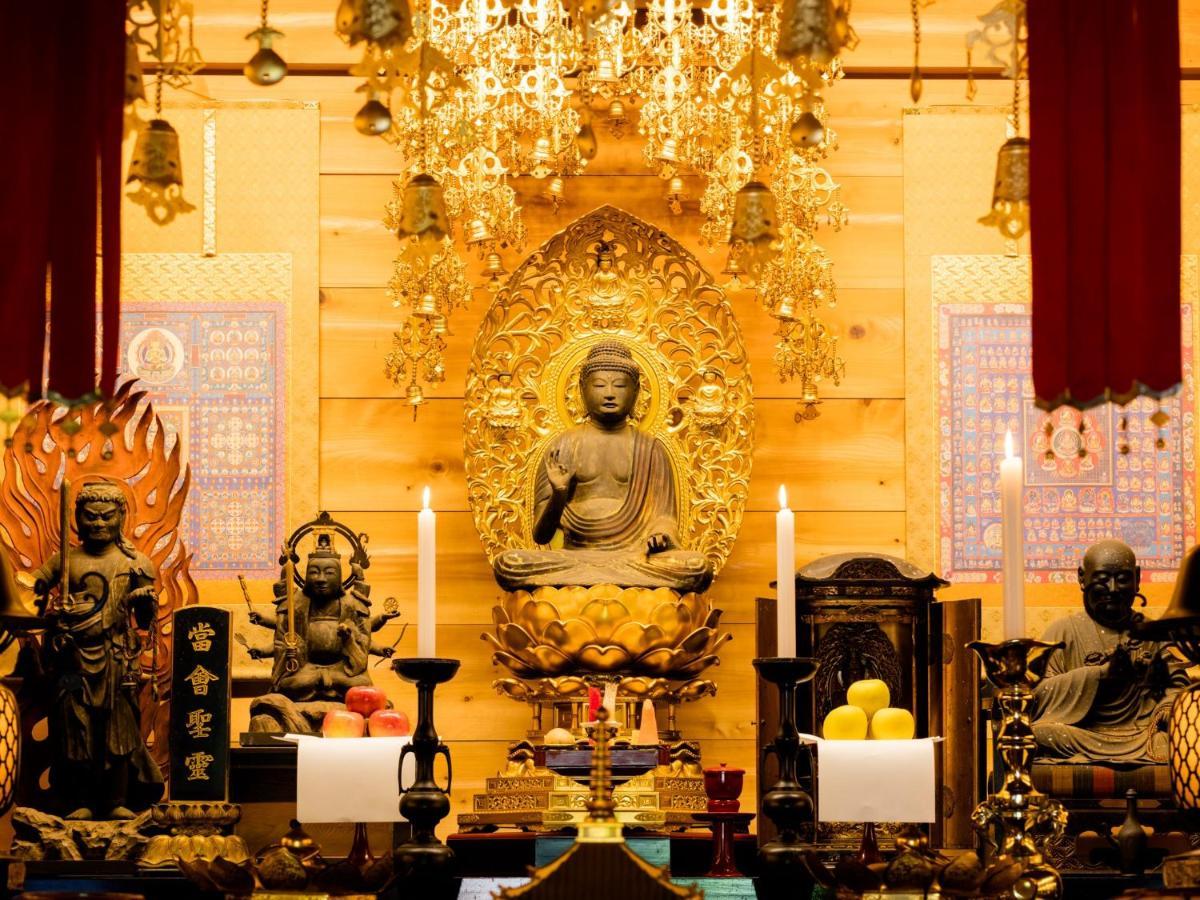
[494,341,713,593]
[1033,539,1190,764]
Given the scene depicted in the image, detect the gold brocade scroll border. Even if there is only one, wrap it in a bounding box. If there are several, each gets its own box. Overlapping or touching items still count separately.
[121,101,320,602]
[462,205,754,577]
[903,105,1200,609]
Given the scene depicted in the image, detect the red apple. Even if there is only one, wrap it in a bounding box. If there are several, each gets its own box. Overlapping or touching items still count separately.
[344,685,388,717]
[368,709,411,737]
[322,709,365,738]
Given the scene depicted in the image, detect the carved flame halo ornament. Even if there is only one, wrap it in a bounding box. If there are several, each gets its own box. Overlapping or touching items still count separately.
[464,206,753,703]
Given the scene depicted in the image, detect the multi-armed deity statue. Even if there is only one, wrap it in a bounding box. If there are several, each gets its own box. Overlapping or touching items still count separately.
[242,512,401,735]
[31,482,165,820]
[1033,539,1190,764]
[461,206,754,829]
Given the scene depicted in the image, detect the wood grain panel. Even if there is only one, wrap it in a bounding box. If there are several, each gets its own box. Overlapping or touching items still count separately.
[320,397,905,512]
[188,0,1136,70]
[319,173,902,289]
[298,509,906,626]
[319,285,903,400]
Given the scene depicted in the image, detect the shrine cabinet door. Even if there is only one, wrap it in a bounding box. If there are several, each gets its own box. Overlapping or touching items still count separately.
[931,597,983,850]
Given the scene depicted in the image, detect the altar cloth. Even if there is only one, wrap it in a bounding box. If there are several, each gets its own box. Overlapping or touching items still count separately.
[286,734,415,823]
[809,737,938,823]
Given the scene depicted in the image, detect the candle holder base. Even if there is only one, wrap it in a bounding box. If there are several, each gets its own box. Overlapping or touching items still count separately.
[392,657,460,885]
[968,639,1068,900]
[753,657,820,900]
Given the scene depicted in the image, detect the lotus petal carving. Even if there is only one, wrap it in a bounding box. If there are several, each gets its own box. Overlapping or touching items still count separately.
[486,585,731,681]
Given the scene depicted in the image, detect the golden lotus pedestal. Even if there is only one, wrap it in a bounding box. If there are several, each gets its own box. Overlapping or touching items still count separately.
[464,585,726,832]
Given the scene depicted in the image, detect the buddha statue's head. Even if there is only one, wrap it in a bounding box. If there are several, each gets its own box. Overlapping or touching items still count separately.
[579,341,640,428]
[75,482,129,549]
[305,533,344,600]
[1079,539,1141,630]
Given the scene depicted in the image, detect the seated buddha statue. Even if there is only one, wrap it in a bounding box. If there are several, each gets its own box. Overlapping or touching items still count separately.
[1033,539,1190,764]
[493,341,713,594]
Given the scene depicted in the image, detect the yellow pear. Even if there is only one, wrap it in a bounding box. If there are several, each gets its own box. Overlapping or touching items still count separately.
[822,704,868,740]
[868,707,916,740]
[846,679,891,720]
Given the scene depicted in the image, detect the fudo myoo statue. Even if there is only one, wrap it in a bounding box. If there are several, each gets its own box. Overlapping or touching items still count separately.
[493,341,713,593]
[31,482,164,820]
[1033,539,1189,764]
[244,523,400,734]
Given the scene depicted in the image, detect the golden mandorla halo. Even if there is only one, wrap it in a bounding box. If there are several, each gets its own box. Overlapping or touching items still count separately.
[462,205,754,578]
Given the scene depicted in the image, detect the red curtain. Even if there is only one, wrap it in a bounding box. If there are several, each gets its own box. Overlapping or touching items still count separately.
[1028,0,1181,410]
[0,2,125,402]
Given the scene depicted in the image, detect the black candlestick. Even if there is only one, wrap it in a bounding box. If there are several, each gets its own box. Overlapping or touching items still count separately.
[392,657,460,890]
[753,656,820,899]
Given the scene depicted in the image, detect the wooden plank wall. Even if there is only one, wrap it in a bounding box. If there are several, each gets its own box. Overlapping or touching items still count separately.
[152,0,1200,835]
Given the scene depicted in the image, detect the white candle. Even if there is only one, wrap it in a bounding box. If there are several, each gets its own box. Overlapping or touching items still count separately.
[418,486,437,657]
[776,485,797,658]
[999,430,1025,640]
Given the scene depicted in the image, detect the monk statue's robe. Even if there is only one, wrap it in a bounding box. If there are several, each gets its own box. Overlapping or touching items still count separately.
[494,426,712,593]
[1032,612,1189,764]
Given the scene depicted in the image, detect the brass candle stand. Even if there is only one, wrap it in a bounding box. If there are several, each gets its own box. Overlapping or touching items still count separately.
[753,657,820,898]
[968,639,1069,899]
[392,656,460,893]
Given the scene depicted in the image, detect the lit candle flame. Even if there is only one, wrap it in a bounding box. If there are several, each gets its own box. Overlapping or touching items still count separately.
[778,484,788,509]
[422,486,431,510]
[1004,429,1014,461]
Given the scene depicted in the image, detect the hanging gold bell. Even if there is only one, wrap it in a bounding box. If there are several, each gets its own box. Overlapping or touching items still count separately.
[244,26,287,86]
[467,218,492,246]
[596,58,617,82]
[790,111,825,149]
[430,315,448,336]
[406,383,425,406]
[776,296,797,321]
[664,176,685,215]
[336,0,412,48]
[484,252,508,291]
[730,181,778,247]
[354,95,392,136]
[575,120,598,161]
[396,173,449,243]
[607,99,628,136]
[544,176,565,209]
[532,136,553,165]
[124,38,145,105]
[777,0,850,68]
[979,136,1030,240]
[414,292,438,317]
[658,137,678,164]
[721,248,751,290]
[127,118,183,189]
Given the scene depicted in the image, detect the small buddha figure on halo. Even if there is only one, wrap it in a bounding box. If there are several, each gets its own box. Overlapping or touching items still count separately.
[244,530,400,734]
[493,341,713,593]
[1033,539,1189,764]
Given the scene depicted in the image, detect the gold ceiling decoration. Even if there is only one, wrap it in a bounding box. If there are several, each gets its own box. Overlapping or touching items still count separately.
[125,0,203,224]
[463,206,754,576]
[344,0,855,404]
